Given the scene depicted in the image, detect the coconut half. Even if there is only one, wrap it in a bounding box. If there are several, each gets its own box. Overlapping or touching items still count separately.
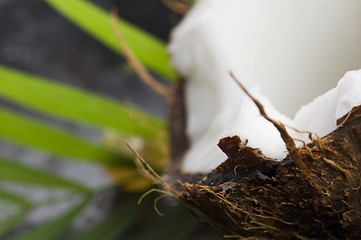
[161,0,361,239]
[168,0,361,173]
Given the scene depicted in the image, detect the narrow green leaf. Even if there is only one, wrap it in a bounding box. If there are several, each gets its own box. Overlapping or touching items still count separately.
[71,195,148,240]
[0,65,166,140]
[0,107,130,166]
[0,157,89,192]
[0,190,32,237]
[0,207,30,238]
[45,0,177,81]
[9,196,89,240]
[0,189,31,206]
[141,206,200,240]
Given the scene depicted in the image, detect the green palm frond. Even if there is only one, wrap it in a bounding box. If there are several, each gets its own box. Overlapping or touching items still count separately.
[45,0,177,82]
[0,189,31,236]
[0,65,166,140]
[9,197,90,240]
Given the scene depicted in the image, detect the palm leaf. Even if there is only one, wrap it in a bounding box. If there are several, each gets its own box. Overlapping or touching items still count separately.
[0,190,32,237]
[0,65,166,141]
[0,157,89,192]
[0,107,129,166]
[9,196,90,240]
[45,0,177,81]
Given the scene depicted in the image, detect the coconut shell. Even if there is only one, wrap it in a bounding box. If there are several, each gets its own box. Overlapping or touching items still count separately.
[166,81,361,239]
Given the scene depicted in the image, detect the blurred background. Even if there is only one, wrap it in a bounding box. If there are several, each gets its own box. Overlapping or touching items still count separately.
[0,0,221,239]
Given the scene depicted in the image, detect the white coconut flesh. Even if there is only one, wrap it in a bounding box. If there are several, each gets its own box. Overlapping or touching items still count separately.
[168,0,361,173]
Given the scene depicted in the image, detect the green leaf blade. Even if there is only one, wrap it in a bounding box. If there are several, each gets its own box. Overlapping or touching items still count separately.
[0,190,32,237]
[45,0,177,81]
[0,157,89,192]
[0,107,130,166]
[0,65,166,141]
[9,197,89,240]
[0,208,30,238]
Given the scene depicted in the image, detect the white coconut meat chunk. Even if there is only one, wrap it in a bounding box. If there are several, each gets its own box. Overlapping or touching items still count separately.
[293,70,361,142]
[168,0,361,173]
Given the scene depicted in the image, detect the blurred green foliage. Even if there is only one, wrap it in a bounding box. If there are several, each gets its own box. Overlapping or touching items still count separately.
[0,0,220,239]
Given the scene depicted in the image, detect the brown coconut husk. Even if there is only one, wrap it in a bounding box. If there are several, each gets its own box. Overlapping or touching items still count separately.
[109,7,361,238]
[112,5,361,236]
[164,77,361,239]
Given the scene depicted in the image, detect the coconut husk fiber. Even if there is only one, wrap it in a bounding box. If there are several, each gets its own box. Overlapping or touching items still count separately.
[164,79,361,240]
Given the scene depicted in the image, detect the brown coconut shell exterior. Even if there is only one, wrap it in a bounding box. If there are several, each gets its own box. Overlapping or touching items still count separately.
[167,80,361,239]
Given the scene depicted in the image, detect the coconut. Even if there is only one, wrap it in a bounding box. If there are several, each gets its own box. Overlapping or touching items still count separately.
[161,0,361,239]
[168,0,361,173]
